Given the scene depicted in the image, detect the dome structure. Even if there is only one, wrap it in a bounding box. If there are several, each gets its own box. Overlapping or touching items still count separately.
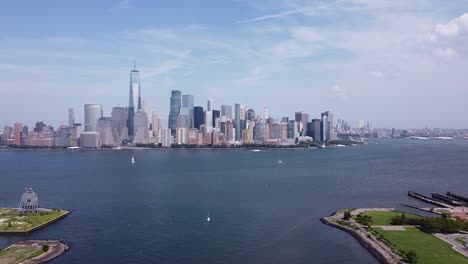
[19,188,39,214]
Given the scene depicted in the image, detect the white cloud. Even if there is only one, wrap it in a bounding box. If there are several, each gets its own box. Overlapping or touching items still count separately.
[330,84,347,99]
[435,13,468,36]
[435,47,457,58]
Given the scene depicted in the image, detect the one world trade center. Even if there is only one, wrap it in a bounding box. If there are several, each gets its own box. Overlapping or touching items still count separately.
[128,60,141,140]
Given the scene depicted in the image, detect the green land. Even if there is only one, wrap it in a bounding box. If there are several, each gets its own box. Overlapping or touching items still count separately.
[355,210,422,225]
[374,227,468,264]
[0,208,67,232]
[0,245,43,264]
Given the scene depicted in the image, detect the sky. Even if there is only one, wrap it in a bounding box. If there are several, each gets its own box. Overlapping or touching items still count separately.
[1,0,468,129]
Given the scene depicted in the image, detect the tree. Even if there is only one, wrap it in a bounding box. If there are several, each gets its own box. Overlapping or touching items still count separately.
[343,211,352,220]
[404,250,419,264]
[42,245,49,252]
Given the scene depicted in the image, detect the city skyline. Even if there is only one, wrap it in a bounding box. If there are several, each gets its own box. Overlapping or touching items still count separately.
[1,1,468,129]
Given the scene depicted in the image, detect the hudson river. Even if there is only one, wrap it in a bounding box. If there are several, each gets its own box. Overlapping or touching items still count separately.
[1,139,468,263]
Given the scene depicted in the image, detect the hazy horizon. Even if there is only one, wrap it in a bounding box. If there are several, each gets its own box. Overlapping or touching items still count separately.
[1,0,468,129]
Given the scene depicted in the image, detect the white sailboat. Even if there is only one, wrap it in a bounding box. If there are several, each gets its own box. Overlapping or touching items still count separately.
[206,211,211,222]
[131,157,135,164]
[278,160,283,164]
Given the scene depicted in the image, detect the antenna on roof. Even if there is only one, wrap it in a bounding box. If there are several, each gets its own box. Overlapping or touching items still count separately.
[133,58,136,70]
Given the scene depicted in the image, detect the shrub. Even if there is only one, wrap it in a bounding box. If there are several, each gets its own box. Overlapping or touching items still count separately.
[42,245,49,252]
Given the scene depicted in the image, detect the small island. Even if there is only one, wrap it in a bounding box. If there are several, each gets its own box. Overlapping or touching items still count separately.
[0,240,69,264]
[0,208,69,235]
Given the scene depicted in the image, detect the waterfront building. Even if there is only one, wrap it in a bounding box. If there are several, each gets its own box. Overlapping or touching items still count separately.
[225,120,234,142]
[239,105,245,120]
[177,108,190,129]
[70,124,81,147]
[187,129,199,145]
[13,122,22,145]
[182,95,194,128]
[254,122,265,143]
[205,110,213,132]
[97,117,115,146]
[69,108,75,126]
[246,109,255,121]
[160,128,171,147]
[308,119,321,141]
[24,132,55,147]
[287,120,295,138]
[56,126,72,147]
[234,103,241,140]
[80,132,101,148]
[280,123,288,141]
[169,90,182,135]
[212,130,221,146]
[295,111,309,136]
[19,188,38,214]
[176,127,187,144]
[151,112,161,140]
[221,104,232,119]
[321,111,334,141]
[2,126,12,142]
[270,123,281,140]
[84,104,103,132]
[111,107,129,145]
[133,110,149,144]
[193,106,204,129]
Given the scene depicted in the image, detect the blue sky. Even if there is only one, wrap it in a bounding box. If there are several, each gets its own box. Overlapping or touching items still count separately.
[1,0,468,129]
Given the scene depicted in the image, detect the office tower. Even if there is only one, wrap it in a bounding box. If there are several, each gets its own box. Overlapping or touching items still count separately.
[169,90,182,135]
[225,120,234,142]
[295,111,309,136]
[321,111,334,141]
[246,109,256,121]
[308,119,321,141]
[254,122,265,143]
[271,123,281,140]
[287,120,295,138]
[2,126,12,141]
[239,105,245,120]
[56,126,72,147]
[205,110,213,131]
[281,117,289,123]
[193,106,204,129]
[207,98,213,111]
[212,110,220,128]
[111,107,129,145]
[134,110,149,144]
[96,117,114,146]
[33,122,46,133]
[151,112,161,139]
[263,106,269,120]
[177,108,190,129]
[176,127,187,144]
[128,61,141,138]
[160,128,171,147]
[13,122,22,145]
[234,103,241,140]
[68,108,75,126]
[21,126,28,135]
[70,123,81,147]
[220,105,233,119]
[84,104,103,132]
[182,95,194,127]
[80,132,101,148]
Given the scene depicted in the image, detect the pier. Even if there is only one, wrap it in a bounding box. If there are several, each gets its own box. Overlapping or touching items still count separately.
[407,191,453,208]
[447,192,468,204]
[432,193,463,206]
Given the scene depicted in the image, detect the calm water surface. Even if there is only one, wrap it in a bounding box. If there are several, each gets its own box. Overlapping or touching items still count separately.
[1,139,468,263]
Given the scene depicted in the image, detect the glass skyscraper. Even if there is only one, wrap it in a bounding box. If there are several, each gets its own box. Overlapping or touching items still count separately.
[128,61,141,139]
[169,90,182,135]
[84,104,103,132]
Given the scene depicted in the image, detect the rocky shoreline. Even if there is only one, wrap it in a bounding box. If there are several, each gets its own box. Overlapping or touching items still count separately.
[0,240,69,264]
[321,208,401,264]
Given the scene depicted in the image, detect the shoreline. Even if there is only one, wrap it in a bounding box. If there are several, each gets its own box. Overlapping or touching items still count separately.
[321,208,401,264]
[1,240,69,264]
[0,208,70,235]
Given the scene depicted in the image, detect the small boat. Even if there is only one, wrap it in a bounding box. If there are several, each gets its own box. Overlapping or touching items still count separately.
[318,144,326,149]
[131,157,135,164]
[206,211,211,222]
[251,149,260,152]
[278,160,283,164]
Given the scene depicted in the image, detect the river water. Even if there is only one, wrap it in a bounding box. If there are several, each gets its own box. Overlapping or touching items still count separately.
[1,139,467,263]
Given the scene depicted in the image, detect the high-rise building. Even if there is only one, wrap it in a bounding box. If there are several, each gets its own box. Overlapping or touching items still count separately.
[295,111,309,136]
[97,117,115,146]
[134,110,149,144]
[308,119,321,141]
[13,122,22,145]
[84,104,103,132]
[254,122,265,143]
[321,111,334,141]
[2,126,12,142]
[56,126,72,147]
[111,107,129,145]
[160,128,171,147]
[225,120,234,142]
[193,106,204,129]
[321,115,328,141]
[234,103,241,140]
[80,132,101,148]
[177,108,190,129]
[128,61,141,138]
[176,127,187,144]
[169,90,182,135]
[287,120,295,138]
[246,109,256,121]
[207,98,213,111]
[68,108,75,126]
[212,110,220,127]
[182,95,194,127]
[220,105,232,119]
[151,112,161,139]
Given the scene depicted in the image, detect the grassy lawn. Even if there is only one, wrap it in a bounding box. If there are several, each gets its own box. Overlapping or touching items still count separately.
[0,209,67,231]
[374,227,468,264]
[0,245,43,264]
[355,211,422,225]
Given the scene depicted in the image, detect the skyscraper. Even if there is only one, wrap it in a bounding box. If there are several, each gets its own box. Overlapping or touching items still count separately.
[182,95,194,127]
[246,109,256,121]
[207,98,213,111]
[295,111,309,136]
[84,104,103,132]
[134,110,149,144]
[212,110,220,127]
[193,106,204,129]
[176,108,190,129]
[169,90,182,135]
[97,117,114,146]
[13,122,22,145]
[309,119,321,141]
[220,105,232,119]
[321,111,334,141]
[234,103,241,140]
[111,107,129,144]
[151,112,161,139]
[128,60,141,139]
[68,108,75,126]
